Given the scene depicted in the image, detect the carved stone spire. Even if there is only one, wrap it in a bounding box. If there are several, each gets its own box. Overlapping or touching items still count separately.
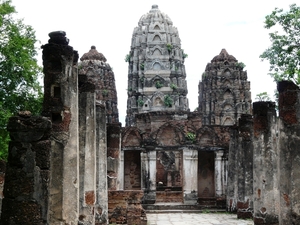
[79,46,119,123]
[125,5,189,126]
[198,49,251,125]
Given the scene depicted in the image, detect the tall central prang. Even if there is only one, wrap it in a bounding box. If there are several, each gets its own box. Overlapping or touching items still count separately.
[125,5,189,126]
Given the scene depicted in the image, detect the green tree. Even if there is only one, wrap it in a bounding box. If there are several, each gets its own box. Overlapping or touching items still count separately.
[0,0,43,160]
[255,92,271,101]
[260,4,300,84]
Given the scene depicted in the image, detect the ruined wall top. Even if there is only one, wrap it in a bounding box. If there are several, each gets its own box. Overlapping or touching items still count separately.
[125,5,189,126]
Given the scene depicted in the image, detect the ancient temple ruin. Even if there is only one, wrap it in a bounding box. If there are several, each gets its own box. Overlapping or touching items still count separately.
[125,4,189,126]
[0,4,300,225]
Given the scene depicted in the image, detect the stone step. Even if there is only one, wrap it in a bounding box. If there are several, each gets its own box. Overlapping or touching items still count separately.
[143,203,226,211]
[145,209,226,214]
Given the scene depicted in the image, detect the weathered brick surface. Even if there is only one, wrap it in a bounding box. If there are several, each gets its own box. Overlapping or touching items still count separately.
[108,190,147,225]
[0,113,51,225]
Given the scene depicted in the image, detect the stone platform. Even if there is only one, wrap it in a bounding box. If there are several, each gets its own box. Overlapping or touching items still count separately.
[147,213,254,225]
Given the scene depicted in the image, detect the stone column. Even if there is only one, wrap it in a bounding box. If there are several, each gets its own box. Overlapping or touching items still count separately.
[142,150,156,204]
[107,123,122,191]
[119,150,124,190]
[227,127,238,212]
[253,101,279,224]
[41,31,80,225]
[78,91,97,224]
[237,115,253,219]
[96,104,108,224]
[183,149,198,204]
[215,150,224,197]
[277,81,300,224]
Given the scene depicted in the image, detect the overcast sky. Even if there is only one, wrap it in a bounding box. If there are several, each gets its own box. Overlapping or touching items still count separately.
[12,0,296,125]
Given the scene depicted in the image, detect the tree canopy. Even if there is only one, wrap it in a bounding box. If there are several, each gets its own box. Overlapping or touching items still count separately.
[255,92,271,102]
[0,0,43,160]
[260,4,300,84]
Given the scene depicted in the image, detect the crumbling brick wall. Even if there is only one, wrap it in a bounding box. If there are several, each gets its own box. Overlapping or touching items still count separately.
[108,190,147,225]
[0,112,51,225]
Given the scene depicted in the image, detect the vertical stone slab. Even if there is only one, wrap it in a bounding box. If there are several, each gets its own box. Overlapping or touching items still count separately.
[227,127,238,211]
[0,113,51,225]
[142,150,156,204]
[215,150,224,197]
[277,81,300,224]
[107,123,121,190]
[227,114,253,218]
[96,104,108,224]
[236,114,253,219]
[252,102,279,224]
[78,91,97,224]
[42,31,79,224]
[183,149,198,204]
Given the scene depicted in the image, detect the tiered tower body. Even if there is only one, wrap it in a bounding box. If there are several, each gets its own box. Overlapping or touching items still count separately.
[198,49,252,125]
[125,5,189,126]
[79,46,119,123]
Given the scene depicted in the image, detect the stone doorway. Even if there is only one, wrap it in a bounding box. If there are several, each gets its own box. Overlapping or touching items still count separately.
[124,150,141,190]
[198,151,215,198]
[156,150,183,203]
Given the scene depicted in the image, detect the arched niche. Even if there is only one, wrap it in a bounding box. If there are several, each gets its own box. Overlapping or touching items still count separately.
[153,35,162,42]
[122,128,142,147]
[153,97,163,106]
[223,89,233,100]
[197,127,217,146]
[222,117,234,126]
[154,25,160,30]
[156,124,182,146]
[153,62,161,70]
[153,48,162,56]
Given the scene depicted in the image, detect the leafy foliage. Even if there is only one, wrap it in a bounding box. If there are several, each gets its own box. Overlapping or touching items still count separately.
[182,49,188,59]
[125,54,131,62]
[255,92,271,101]
[170,83,178,90]
[102,89,108,96]
[140,63,144,70]
[0,0,43,160]
[186,132,196,142]
[260,4,300,84]
[164,95,173,107]
[155,80,163,89]
[137,99,144,107]
[236,62,246,69]
[166,43,173,52]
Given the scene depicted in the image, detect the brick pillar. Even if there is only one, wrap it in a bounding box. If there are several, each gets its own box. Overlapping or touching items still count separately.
[277,81,300,224]
[236,114,253,219]
[253,101,278,224]
[227,127,238,212]
[78,77,97,224]
[0,112,51,225]
[96,104,108,224]
[227,114,253,218]
[107,123,122,191]
[42,31,80,224]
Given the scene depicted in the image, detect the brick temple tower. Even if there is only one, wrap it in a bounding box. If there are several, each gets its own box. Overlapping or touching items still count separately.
[79,46,119,123]
[125,5,189,126]
[198,49,252,125]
